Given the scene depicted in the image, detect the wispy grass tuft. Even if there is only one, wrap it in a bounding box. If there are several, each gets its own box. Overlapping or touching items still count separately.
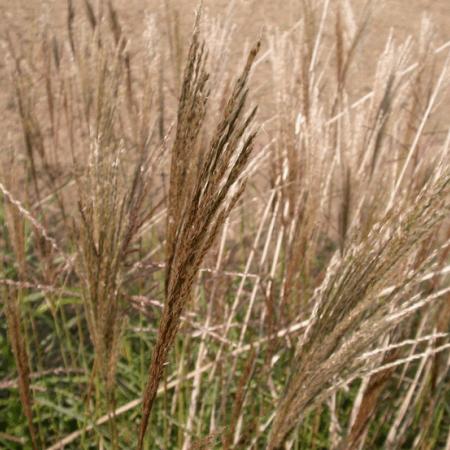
[138,11,260,446]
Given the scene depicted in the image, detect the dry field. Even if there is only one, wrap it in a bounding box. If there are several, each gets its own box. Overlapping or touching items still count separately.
[2,0,450,112]
[0,1,449,449]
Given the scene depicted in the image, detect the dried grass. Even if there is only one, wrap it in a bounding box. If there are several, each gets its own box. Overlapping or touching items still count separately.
[138,12,260,446]
[0,1,449,449]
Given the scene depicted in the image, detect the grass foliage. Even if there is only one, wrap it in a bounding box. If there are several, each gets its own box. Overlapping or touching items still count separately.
[0,1,449,449]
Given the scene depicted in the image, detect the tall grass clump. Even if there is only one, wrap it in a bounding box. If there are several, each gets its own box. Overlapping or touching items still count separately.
[268,168,450,449]
[138,13,260,447]
[0,0,449,449]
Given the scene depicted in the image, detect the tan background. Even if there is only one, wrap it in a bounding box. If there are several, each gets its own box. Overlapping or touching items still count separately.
[1,0,449,121]
[2,1,449,42]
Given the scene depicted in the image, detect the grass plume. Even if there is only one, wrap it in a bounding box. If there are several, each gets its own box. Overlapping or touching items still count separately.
[138,13,260,446]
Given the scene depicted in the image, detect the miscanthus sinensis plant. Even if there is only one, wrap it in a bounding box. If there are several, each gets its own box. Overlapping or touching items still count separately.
[0,1,449,449]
